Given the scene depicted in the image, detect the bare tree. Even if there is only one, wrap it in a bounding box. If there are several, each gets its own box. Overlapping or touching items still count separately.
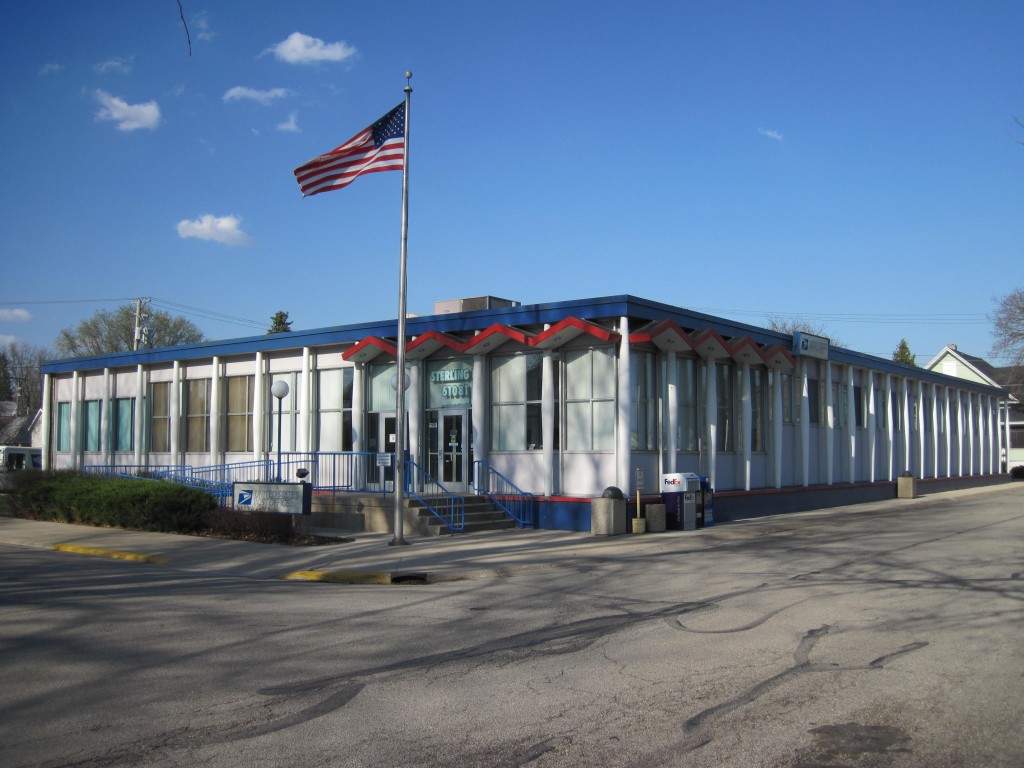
[3,341,50,415]
[54,304,205,358]
[991,288,1024,369]
[766,316,844,348]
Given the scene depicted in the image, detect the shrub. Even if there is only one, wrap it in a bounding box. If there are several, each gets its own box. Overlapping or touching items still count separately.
[11,472,215,533]
[1011,465,1024,480]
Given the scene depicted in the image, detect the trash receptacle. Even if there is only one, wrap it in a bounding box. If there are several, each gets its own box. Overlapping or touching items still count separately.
[592,486,627,535]
[662,473,701,530]
[700,476,714,527]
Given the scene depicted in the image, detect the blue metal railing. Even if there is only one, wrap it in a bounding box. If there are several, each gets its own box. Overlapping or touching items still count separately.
[406,458,465,534]
[473,462,536,528]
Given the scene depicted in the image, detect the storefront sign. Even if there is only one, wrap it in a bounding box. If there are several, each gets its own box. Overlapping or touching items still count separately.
[793,331,830,360]
[427,362,472,407]
[233,481,311,515]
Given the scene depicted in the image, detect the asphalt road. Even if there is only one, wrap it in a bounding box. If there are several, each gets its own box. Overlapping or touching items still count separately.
[2,485,1022,767]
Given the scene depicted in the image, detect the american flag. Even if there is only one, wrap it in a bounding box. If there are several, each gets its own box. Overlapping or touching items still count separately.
[294,102,406,197]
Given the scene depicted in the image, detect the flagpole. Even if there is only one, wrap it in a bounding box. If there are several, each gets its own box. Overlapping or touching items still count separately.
[391,72,412,546]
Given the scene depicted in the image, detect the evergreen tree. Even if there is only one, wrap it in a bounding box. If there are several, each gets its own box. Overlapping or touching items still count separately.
[892,339,917,366]
[268,311,293,334]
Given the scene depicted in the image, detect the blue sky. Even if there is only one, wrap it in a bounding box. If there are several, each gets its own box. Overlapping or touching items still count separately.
[2,1,1021,363]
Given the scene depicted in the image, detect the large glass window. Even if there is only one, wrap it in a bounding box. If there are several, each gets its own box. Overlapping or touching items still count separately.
[225,375,254,453]
[81,400,101,452]
[716,363,734,451]
[782,373,794,424]
[564,347,615,451]
[491,353,547,451]
[149,381,170,452]
[631,352,657,451]
[750,367,765,452]
[854,385,865,428]
[807,377,821,425]
[678,358,701,451]
[113,397,134,452]
[269,372,298,452]
[317,368,353,452]
[56,401,71,452]
[185,379,210,453]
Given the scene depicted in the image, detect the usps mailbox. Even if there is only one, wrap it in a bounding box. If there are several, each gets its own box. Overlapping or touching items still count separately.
[661,472,701,530]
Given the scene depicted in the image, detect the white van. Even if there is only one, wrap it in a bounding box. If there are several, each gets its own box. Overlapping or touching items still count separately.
[0,446,42,490]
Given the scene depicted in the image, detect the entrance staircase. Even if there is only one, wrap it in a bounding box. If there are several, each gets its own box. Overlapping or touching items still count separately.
[411,494,519,536]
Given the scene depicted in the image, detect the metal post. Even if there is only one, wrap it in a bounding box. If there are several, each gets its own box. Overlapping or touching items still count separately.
[271,380,289,483]
[391,72,413,547]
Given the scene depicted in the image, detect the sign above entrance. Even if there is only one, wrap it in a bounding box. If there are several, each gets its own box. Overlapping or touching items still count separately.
[427,360,472,408]
[792,331,830,360]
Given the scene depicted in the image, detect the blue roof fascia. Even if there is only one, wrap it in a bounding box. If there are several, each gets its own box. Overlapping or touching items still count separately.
[37,293,1006,397]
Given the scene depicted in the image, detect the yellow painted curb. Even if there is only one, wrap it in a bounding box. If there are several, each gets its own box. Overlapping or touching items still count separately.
[52,543,167,565]
[280,570,393,585]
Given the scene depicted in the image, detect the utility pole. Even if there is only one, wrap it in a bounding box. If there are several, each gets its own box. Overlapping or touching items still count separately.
[133,298,150,351]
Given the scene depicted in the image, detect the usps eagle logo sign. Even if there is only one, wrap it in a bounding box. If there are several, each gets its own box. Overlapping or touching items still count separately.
[237,489,254,507]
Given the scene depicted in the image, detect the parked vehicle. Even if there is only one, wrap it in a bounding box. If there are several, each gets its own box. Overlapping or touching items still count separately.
[0,446,42,490]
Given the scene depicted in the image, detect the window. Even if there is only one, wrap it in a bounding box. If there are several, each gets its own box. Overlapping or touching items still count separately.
[81,400,101,452]
[716,363,734,451]
[781,373,794,424]
[316,369,353,452]
[631,352,656,451]
[269,373,298,452]
[750,367,765,452]
[56,401,71,452]
[491,353,548,451]
[678,358,701,451]
[564,347,615,451]
[226,376,254,453]
[854,385,865,428]
[875,386,886,431]
[834,382,846,429]
[185,379,210,453]
[113,397,134,452]
[149,381,170,452]
[807,377,821,426]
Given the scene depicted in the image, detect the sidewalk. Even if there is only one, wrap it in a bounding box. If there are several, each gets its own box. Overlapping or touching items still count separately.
[0,483,1016,584]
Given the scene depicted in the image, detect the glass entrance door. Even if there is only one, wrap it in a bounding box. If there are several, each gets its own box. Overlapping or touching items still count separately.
[366,413,398,489]
[428,409,472,492]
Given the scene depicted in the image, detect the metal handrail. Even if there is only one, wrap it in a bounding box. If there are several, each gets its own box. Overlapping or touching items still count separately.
[405,458,465,534]
[473,462,536,528]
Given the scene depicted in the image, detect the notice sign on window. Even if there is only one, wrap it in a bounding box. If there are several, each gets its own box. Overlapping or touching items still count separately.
[233,482,311,515]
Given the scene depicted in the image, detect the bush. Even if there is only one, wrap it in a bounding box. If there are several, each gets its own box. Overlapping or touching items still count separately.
[11,472,216,533]
[1011,465,1024,480]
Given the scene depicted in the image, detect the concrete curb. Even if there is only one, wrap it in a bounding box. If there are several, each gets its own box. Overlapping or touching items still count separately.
[51,543,167,565]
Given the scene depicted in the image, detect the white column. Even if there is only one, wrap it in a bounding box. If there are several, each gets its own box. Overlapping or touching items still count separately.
[706,359,718,490]
[901,378,912,474]
[741,360,752,491]
[867,374,876,482]
[134,364,145,466]
[799,360,810,486]
[1004,398,1012,473]
[253,352,265,461]
[966,392,975,475]
[542,348,555,497]
[101,367,112,465]
[170,361,181,464]
[70,371,80,470]
[847,365,856,483]
[210,357,221,464]
[824,361,834,484]
[944,387,952,478]
[351,364,364,453]
[989,396,998,474]
[407,361,422,470]
[957,390,965,476]
[885,375,895,481]
[666,350,678,475]
[916,379,926,479]
[41,373,53,471]
[773,369,783,489]
[299,347,312,453]
[471,355,487,487]
[931,384,940,479]
[616,317,632,491]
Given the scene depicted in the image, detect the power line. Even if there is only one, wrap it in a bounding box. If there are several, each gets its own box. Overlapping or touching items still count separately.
[1,297,266,331]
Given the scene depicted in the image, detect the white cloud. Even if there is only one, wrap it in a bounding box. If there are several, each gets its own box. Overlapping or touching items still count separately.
[94,89,161,131]
[266,32,356,64]
[0,309,31,322]
[276,112,300,132]
[223,86,291,105]
[758,127,783,141]
[177,214,252,246]
[95,56,135,75]
[39,62,63,76]
[192,11,215,42]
